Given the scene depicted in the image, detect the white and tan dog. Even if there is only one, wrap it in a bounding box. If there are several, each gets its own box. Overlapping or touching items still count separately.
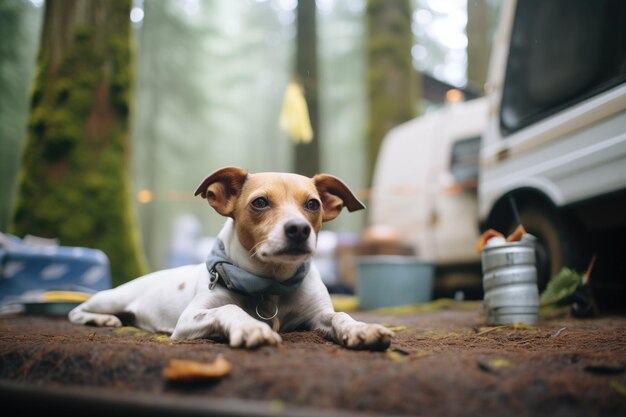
[69,167,393,350]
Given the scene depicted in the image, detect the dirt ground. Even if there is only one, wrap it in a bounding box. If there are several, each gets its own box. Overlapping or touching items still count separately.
[1,305,625,417]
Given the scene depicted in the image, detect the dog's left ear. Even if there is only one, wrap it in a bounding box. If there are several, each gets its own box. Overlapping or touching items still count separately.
[195,167,248,217]
[313,174,365,222]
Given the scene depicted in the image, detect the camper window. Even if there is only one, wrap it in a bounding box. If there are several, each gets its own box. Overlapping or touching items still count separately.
[500,0,626,135]
[450,136,481,188]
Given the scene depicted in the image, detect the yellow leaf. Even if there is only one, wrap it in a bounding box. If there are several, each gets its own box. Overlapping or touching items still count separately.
[488,358,514,369]
[386,349,408,363]
[511,322,536,331]
[477,357,516,372]
[279,82,313,144]
[475,326,505,336]
[384,325,408,332]
[153,334,172,343]
[115,326,147,335]
[475,323,537,336]
[611,381,626,396]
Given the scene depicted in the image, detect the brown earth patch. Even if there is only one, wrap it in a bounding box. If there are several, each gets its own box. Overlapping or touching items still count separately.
[1,308,625,416]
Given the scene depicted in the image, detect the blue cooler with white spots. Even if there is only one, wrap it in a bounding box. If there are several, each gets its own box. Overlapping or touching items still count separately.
[0,234,111,309]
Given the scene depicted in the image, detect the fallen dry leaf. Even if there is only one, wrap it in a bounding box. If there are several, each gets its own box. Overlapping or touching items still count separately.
[477,357,514,372]
[475,323,537,337]
[386,349,409,363]
[384,325,408,332]
[475,229,505,253]
[475,326,504,336]
[611,381,626,396]
[506,224,527,242]
[163,355,232,381]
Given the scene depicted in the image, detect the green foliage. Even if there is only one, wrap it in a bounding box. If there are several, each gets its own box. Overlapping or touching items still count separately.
[539,268,583,307]
[12,0,146,286]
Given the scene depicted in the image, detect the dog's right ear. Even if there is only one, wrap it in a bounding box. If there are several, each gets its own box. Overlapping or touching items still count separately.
[194,167,248,217]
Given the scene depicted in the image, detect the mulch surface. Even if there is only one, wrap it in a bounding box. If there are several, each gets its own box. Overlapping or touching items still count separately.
[1,307,625,417]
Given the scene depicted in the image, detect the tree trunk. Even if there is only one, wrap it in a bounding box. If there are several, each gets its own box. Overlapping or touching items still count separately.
[294,0,320,177]
[0,0,42,231]
[467,0,500,91]
[11,0,147,286]
[366,0,416,185]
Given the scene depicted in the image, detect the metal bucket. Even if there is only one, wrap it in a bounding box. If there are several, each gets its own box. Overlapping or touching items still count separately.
[481,239,539,325]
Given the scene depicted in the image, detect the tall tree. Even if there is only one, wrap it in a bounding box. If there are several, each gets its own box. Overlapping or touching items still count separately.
[0,0,42,231]
[467,0,499,91]
[366,0,416,184]
[294,0,320,177]
[12,0,146,286]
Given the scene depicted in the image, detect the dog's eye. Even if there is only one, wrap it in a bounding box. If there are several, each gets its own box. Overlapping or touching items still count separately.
[305,199,321,212]
[251,197,270,210]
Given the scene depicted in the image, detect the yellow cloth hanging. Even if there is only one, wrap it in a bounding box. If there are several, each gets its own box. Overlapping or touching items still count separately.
[279,81,314,144]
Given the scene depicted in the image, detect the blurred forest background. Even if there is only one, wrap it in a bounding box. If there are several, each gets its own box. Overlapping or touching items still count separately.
[0,0,499,284]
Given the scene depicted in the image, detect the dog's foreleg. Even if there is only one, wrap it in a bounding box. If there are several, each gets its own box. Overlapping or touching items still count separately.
[171,293,282,348]
[299,272,393,350]
[68,288,130,327]
[313,310,394,351]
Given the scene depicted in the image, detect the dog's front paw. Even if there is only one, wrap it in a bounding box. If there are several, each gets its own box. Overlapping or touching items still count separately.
[340,323,393,351]
[229,321,282,349]
[69,309,122,328]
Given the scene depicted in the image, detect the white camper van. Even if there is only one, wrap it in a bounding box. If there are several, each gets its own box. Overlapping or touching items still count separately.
[479,0,626,292]
[370,0,626,299]
[369,97,488,266]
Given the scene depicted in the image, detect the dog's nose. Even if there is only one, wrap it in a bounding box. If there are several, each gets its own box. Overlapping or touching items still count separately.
[284,219,311,244]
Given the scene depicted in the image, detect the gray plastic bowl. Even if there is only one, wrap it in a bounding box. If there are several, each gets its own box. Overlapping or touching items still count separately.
[357,256,434,310]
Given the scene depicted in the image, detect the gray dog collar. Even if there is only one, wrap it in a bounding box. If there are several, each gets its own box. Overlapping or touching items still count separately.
[205,239,309,296]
